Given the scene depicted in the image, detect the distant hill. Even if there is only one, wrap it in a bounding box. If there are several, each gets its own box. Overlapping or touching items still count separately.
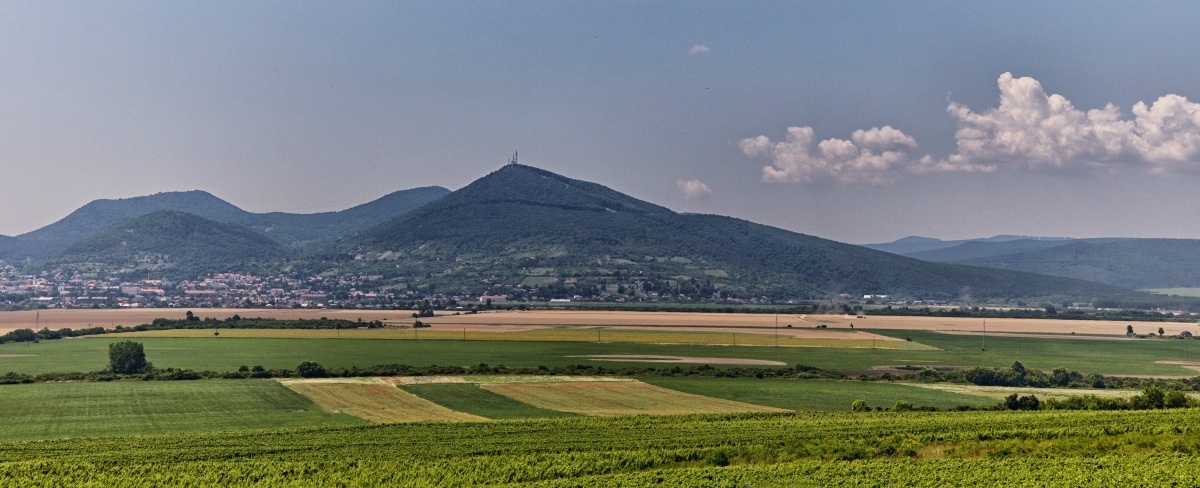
[4,187,449,260]
[863,236,972,254]
[0,235,15,263]
[244,186,451,243]
[328,164,1132,301]
[864,235,1073,255]
[45,211,287,279]
[905,239,1083,262]
[947,239,1200,290]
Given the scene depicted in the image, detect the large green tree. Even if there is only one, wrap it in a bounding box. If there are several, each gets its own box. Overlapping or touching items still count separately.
[108,341,151,374]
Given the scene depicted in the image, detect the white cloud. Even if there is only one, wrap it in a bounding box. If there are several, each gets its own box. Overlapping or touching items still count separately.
[676,179,712,199]
[740,126,917,184]
[742,72,1200,184]
[933,72,1200,174]
[688,44,710,55]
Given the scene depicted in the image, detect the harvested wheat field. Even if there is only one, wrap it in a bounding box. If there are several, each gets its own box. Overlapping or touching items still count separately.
[479,381,784,416]
[0,308,421,333]
[430,310,1200,337]
[381,375,636,385]
[279,378,485,423]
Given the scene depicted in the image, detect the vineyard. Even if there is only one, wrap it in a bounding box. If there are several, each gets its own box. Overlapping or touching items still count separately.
[3,409,1200,486]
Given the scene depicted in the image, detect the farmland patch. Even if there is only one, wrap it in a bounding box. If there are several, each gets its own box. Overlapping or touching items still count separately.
[573,354,786,366]
[280,378,485,423]
[480,381,784,416]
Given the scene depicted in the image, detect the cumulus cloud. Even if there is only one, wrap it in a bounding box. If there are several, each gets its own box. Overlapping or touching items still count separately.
[742,72,1200,184]
[739,125,917,184]
[931,72,1200,174]
[676,179,712,199]
[688,44,710,55]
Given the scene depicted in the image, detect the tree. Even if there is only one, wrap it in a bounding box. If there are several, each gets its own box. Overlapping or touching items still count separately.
[296,361,327,378]
[1158,327,1165,337]
[850,399,868,412]
[1126,325,1134,335]
[109,341,150,374]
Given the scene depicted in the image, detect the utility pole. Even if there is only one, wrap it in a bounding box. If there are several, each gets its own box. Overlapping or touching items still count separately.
[774,314,779,347]
[982,319,987,351]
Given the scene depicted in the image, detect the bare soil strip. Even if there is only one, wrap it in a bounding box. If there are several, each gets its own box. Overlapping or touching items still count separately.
[480,381,784,416]
[572,354,786,366]
[0,354,35,358]
[279,378,485,423]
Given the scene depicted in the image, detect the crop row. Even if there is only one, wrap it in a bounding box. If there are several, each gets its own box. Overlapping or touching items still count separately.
[2,409,1200,485]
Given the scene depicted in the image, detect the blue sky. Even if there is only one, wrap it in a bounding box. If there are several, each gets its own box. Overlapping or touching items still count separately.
[3,1,1200,243]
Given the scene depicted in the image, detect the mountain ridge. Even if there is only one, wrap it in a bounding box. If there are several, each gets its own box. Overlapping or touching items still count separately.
[2,186,449,260]
[330,164,1133,301]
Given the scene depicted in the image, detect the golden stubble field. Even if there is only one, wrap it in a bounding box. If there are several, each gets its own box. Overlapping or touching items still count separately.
[1,308,1195,337]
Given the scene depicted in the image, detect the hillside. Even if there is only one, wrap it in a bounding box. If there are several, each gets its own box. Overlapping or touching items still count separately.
[906,238,1083,262]
[865,235,1073,255]
[5,187,448,260]
[328,164,1133,301]
[44,211,287,279]
[950,239,1200,290]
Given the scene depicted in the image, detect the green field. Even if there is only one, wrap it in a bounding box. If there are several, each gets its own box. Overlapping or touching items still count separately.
[0,380,361,441]
[3,329,1199,376]
[400,383,579,419]
[642,377,990,411]
[3,409,1200,485]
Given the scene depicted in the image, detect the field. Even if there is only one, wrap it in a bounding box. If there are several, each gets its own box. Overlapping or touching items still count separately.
[0,380,361,441]
[3,409,1200,485]
[5,327,1200,376]
[115,326,923,349]
[1145,287,1200,297]
[642,377,989,411]
[399,383,579,419]
[279,378,486,423]
[478,381,783,416]
[8,308,1199,337]
[4,307,1200,484]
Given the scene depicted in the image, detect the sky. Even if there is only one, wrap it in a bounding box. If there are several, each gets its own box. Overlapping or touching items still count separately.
[3,1,1200,244]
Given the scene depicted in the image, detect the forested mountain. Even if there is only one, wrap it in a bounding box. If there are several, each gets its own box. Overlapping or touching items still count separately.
[328,164,1132,301]
[43,211,286,279]
[905,238,1091,262]
[945,239,1200,290]
[2,187,448,260]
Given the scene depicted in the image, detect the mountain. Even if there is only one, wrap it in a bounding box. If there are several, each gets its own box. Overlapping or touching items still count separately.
[906,238,1084,262]
[5,187,449,260]
[243,186,451,243]
[863,236,972,255]
[864,235,1073,255]
[331,164,1132,301]
[45,211,286,279]
[0,235,15,262]
[946,239,1200,290]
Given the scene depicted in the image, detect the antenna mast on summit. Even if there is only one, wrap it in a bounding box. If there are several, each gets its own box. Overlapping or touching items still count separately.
[509,151,518,165]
